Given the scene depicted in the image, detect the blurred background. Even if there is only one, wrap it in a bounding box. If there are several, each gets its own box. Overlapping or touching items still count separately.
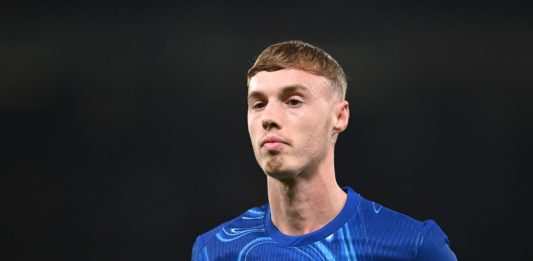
[2,1,532,260]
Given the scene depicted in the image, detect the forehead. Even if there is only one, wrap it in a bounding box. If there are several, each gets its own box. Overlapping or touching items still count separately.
[248,69,331,96]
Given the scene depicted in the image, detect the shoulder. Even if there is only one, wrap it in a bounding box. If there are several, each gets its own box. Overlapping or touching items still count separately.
[350,193,456,260]
[356,195,431,233]
[413,220,457,261]
[192,205,267,255]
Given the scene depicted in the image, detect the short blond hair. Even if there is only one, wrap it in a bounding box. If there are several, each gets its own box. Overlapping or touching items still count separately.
[247,40,347,98]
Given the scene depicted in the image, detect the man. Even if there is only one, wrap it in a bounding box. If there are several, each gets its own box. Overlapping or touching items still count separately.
[192,40,456,260]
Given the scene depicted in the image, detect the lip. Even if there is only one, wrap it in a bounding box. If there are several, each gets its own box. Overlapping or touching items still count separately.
[260,135,288,149]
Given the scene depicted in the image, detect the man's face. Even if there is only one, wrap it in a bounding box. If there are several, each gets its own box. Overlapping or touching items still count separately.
[247,69,344,179]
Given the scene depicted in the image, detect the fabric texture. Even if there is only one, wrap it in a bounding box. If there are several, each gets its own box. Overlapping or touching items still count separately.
[192,187,456,260]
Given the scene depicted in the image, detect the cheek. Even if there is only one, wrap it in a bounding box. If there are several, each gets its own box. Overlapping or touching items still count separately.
[247,115,257,136]
[299,110,331,135]
[299,114,332,149]
[247,117,262,150]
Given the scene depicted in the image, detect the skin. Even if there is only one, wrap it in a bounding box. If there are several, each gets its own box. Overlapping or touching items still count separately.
[247,68,350,235]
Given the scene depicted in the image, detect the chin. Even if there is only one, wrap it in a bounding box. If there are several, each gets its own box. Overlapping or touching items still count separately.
[264,170,299,180]
[262,158,299,180]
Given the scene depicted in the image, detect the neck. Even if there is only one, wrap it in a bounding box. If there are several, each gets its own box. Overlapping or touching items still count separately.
[266,152,347,235]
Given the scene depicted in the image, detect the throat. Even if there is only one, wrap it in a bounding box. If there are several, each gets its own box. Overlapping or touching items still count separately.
[276,204,335,235]
[267,176,347,236]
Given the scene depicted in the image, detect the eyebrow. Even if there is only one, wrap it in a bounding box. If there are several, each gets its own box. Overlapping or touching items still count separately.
[247,84,310,100]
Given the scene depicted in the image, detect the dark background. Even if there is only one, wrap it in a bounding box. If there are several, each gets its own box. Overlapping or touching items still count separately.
[3,1,532,260]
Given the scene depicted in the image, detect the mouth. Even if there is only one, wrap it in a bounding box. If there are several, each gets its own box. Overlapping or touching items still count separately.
[260,135,288,150]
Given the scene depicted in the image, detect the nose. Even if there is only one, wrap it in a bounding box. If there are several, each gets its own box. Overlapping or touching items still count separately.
[261,102,282,131]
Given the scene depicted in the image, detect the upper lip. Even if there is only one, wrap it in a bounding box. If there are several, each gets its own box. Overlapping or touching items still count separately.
[260,135,287,147]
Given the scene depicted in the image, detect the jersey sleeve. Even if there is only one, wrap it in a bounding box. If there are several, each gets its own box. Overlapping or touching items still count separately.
[191,236,208,261]
[414,221,457,261]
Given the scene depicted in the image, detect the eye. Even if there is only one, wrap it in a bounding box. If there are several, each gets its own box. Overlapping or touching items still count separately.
[252,101,266,110]
[286,98,303,107]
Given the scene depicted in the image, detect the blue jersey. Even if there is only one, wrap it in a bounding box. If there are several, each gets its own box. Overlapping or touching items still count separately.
[192,187,456,260]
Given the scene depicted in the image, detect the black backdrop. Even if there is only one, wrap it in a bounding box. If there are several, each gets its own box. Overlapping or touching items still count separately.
[3,1,532,260]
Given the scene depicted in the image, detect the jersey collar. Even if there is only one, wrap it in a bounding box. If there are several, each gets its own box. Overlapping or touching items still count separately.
[264,187,360,247]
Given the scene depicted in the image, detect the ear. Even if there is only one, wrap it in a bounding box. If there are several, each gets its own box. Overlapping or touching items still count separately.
[332,100,349,134]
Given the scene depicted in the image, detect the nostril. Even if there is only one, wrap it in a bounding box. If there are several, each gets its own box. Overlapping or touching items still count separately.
[262,119,280,130]
[262,119,272,130]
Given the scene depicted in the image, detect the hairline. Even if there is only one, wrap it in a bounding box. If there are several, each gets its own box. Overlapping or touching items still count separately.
[247,67,345,100]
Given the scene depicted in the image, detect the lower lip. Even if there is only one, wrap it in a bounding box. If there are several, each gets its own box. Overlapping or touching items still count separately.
[263,142,284,150]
